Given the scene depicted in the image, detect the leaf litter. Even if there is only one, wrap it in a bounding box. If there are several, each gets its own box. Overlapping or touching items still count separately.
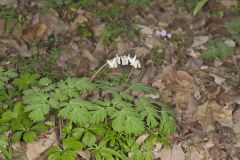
[1,0,240,159]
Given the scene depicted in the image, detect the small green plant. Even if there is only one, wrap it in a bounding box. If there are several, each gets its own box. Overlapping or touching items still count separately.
[0,103,48,143]
[0,67,18,105]
[201,38,233,59]
[232,34,240,43]
[13,72,40,90]
[0,63,177,159]
[45,137,83,160]
[100,19,137,46]
[225,18,240,33]
[151,47,165,62]
[21,75,176,159]
[0,8,20,20]
[0,67,18,89]
[0,135,16,160]
[76,26,92,37]
[175,0,196,8]
[11,120,47,143]
[175,0,209,16]
[193,0,209,16]
[0,7,23,35]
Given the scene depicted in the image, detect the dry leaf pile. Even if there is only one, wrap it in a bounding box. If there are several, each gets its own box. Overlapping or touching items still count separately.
[0,0,240,159]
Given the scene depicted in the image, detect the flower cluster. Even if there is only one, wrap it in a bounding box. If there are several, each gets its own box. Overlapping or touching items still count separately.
[107,54,141,69]
[156,29,172,39]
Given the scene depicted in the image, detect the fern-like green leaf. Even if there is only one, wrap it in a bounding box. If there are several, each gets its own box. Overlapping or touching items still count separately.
[57,79,79,98]
[90,142,128,160]
[201,40,233,59]
[111,107,144,134]
[160,107,177,135]
[130,83,158,94]
[75,77,95,90]
[136,98,160,128]
[96,80,118,93]
[23,88,50,121]
[59,99,91,126]
[13,72,40,89]
[38,77,53,86]
[89,104,108,124]
[0,67,17,89]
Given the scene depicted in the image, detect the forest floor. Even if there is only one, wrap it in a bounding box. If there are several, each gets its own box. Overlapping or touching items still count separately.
[0,0,240,159]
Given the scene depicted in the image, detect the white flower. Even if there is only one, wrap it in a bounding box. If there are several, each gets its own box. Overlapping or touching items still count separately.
[115,54,121,64]
[106,54,141,69]
[132,59,141,68]
[128,55,137,66]
[107,59,117,68]
[121,55,129,65]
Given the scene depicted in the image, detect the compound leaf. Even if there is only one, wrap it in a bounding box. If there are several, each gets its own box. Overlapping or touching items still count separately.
[136,98,160,128]
[59,99,91,126]
[63,137,83,151]
[23,131,36,143]
[130,83,158,94]
[111,107,144,134]
[13,73,40,89]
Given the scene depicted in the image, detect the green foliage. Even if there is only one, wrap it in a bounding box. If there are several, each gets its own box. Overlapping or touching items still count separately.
[0,7,23,36]
[0,103,47,147]
[0,67,177,159]
[0,67,18,105]
[45,137,83,160]
[225,18,240,33]
[193,0,209,16]
[130,83,158,94]
[72,125,105,147]
[201,39,233,59]
[0,67,18,89]
[0,8,20,20]
[175,0,196,8]
[13,72,40,90]
[41,0,65,9]
[76,26,92,37]
[111,106,145,134]
[11,118,47,143]
[100,19,137,46]
[23,77,95,122]
[232,34,240,43]
[89,140,128,160]
[175,0,209,16]
[129,0,150,6]
[0,134,16,160]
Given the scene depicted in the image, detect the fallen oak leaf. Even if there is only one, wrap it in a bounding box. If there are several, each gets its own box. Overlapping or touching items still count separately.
[195,101,233,132]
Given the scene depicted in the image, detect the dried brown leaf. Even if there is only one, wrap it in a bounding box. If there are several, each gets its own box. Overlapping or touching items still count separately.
[191,36,209,48]
[26,132,57,160]
[172,143,185,160]
[22,23,48,42]
[196,101,233,132]
[233,109,240,135]
[136,134,149,144]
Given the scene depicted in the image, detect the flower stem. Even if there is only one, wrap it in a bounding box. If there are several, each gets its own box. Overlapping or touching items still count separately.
[127,67,134,82]
[91,63,108,81]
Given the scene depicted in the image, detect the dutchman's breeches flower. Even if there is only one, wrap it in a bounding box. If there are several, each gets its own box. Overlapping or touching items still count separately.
[107,54,141,69]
